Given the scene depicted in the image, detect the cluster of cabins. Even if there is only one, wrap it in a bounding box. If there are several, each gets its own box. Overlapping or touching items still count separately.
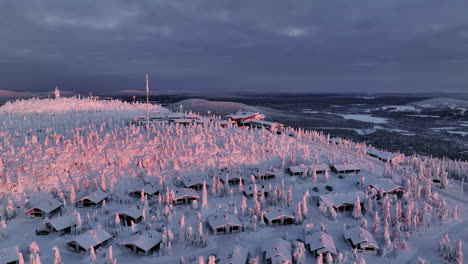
[132,110,286,134]
[13,163,403,261]
[287,163,361,176]
[226,111,285,134]
[132,112,219,127]
[366,149,404,164]
[329,137,404,165]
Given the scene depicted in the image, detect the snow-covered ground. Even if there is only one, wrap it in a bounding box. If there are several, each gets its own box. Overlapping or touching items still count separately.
[0,97,467,264]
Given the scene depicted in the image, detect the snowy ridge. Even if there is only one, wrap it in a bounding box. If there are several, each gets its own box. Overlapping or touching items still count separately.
[0,97,167,114]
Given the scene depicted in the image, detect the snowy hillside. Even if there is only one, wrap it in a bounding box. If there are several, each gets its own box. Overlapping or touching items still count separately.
[0,97,466,264]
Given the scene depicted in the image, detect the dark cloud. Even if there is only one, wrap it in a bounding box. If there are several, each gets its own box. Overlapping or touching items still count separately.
[1,0,467,93]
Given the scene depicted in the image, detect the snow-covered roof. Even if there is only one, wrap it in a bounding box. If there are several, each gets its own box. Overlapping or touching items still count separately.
[120,230,162,252]
[288,165,307,174]
[172,188,200,200]
[0,246,19,263]
[319,192,365,208]
[305,232,337,256]
[184,113,200,119]
[249,120,283,127]
[46,214,74,231]
[215,120,232,126]
[289,164,329,175]
[343,227,379,249]
[207,214,242,229]
[220,175,245,183]
[263,207,294,222]
[366,178,406,193]
[195,118,210,124]
[119,205,143,220]
[173,119,192,124]
[27,199,62,214]
[226,111,264,120]
[218,245,249,264]
[332,164,360,172]
[243,184,267,196]
[182,177,205,188]
[167,113,185,119]
[128,184,160,196]
[79,190,108,204]
[366,148,401,161]
[263,238,292,263]
[67,228,112,250]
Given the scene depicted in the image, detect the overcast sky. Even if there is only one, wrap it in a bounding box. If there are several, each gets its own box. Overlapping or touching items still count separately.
[1,1,468,94]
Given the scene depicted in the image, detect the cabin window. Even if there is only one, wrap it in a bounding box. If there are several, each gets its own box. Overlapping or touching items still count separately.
[232,226,239,231]
[217,227,224,233]
[272,219,280,224]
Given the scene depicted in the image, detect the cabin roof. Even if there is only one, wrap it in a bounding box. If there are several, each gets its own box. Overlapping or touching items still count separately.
[46,214,74,231]
[226,111,264,120]
[67,228,112,250]
[263,206,294,222]
[289,164,329,174]
[119,205,143,220]
[172,188,200,200]
[366,178,406,193]
[366,148,401,161]
[319,191,365,208]
[128,184,160,195]
[208,214,242,229]
[343,226,379,249]
[27,199,62,214]
[217,245,249,264]
[120,230,162,252]
[243,184,266,195]
[305,232,338,255]
[249,120,282,127]
[79,190,108,204]
[0,246,19,263]
[181,177,205,187]
[332,164,361,172]
[263,238,292,263]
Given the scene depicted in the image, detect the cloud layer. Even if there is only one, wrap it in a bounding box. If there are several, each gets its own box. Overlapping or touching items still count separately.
[1,1,467,93]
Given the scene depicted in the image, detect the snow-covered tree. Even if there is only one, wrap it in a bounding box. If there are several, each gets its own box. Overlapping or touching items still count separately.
[208,255,216,264]
[293,241,306,264]
[352,196,362,220]
[241,196,247,215]
[29,242,41,264]
[361,218,368,229]
[89,245,97,264]
[317,252,323,264]
[302,194,308,218]
[18,252,25,264]
[102,200,108,215]
[319,201,328,216]
[52,247,62,264]
[179,215,185,243]
[202,180,208,208]
[329,206,337,221]
[295,201,303,224]
[0,219,7,239]
[326,252,333,264]
[456,240,463,264]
